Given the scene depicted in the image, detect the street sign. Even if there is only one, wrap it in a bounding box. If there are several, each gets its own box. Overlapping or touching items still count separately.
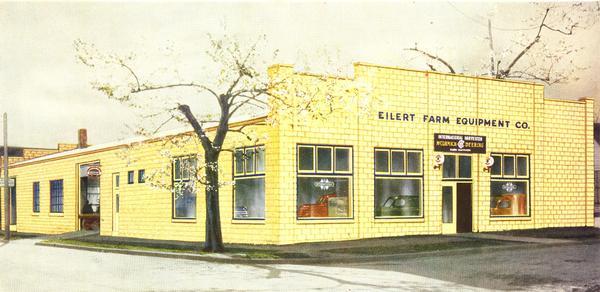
[0,178,15,187]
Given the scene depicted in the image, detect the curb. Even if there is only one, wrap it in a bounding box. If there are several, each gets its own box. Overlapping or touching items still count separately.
[35,238,590,266]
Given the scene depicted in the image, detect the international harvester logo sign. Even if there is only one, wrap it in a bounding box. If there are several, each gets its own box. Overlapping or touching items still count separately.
[434,133,486,154]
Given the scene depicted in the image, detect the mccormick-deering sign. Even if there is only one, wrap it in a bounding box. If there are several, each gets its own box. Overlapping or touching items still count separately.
[434,133,486,154]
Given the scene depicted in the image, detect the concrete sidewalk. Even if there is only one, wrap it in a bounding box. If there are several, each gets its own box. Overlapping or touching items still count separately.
[33,226,600,265]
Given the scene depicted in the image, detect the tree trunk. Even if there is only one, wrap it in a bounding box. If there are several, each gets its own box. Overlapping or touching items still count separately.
[203,150,224,252]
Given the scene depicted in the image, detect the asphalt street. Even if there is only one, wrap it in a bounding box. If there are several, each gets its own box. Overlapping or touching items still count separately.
[0,238,486,292]
[329,240,600,291]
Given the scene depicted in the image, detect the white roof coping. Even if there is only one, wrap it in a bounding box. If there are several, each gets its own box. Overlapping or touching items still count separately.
[12,114,267,166]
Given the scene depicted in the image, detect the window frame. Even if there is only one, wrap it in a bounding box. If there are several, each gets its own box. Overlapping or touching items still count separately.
[33,181,40,213]
[296,144,354,220]
[172,155,198,220]
[138,169,145,183]
[374,148,424,219]
[49,179,64,213]
[489,153,530,218]
[232,145,266,220]
[127,171,134,184]
[315,146,334,173]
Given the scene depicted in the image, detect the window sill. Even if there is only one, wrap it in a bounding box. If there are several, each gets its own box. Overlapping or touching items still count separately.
[31,213,40,216]
[49,213,64,217]
[231,219,266,225]
[296,218,355,224]
[489,216,531,222]
[374,217,425,223]
[171,219,197,223]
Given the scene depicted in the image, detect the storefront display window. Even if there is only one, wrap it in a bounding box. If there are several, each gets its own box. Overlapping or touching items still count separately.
[233,145,265,219]
[297,145,352,219]
[490,153,529,217]
[442,155,471,179]
[374,148,423,218]
[172,156,197,219]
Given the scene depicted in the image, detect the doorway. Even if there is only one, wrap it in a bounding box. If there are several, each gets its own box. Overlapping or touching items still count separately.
[441,182,472,234]
[10,178,16,226]
[112,173,120,235]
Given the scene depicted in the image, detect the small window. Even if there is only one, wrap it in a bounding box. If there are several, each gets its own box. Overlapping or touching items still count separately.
[138,170,145,183]
[407,151,422,174]
[391,151,405,174]
[244,148,255,174]
[442,155,456,178]
[375,150,390,173]
[128,171,134,184]
[490,155,502,176]
[256,147,265,173]
[503,155,515,177]
[317,147,333,172]
[335,148,350,172]
[458,156,472,178]
[115,174,120,188]
[33,182,40,213]
[50,179,63,213]
[298,146,315,172]
[517,156,528,177]
[234,150,244,175]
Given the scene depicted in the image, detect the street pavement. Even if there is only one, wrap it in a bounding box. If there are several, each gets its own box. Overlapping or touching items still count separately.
[329,239,600,291]
[0,238,486,292]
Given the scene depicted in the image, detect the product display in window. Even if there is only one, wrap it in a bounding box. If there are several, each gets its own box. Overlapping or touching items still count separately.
[375,178,421,217]
[234,177,265,219]
[490,181,527,216]
[297,177,350,218]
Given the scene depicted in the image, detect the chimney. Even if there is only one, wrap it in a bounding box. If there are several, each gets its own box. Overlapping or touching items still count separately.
[78,129,88,148]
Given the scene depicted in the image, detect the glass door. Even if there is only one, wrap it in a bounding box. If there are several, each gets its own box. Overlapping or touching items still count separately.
[441,182,456,234]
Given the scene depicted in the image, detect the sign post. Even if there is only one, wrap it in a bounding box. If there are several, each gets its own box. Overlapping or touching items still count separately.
[3,113,9,241]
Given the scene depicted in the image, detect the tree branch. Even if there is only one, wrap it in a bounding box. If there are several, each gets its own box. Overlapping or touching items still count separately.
[177,104,213,151]
[405,46,456,73]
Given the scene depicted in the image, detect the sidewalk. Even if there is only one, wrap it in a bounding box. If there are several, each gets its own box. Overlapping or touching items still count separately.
[33,226,600,264]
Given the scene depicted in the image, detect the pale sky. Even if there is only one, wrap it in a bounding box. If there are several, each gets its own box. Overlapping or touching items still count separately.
[1,1,599,148]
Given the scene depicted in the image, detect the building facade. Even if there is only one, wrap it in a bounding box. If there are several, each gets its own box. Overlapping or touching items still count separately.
[0,63,595,244]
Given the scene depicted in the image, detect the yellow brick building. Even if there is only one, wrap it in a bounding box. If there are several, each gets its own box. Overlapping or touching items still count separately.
[0,63,595,244]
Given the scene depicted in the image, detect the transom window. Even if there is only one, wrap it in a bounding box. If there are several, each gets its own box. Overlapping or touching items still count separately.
[172,156,197,219]
[233,146,265,220]
[298,145,351,174]
[297,144,353,219]
[490,153,530,217]
[442,155,472,179]
[374,148,423,218]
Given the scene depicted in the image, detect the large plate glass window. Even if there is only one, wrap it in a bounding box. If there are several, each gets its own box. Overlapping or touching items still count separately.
[490,153,529,217]
[233,145,265,219]
[172,156,197,219]
[374,148,423,218]
[297,145,352,219]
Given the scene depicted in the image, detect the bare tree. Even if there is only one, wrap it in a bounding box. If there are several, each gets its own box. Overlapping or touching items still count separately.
[75,35,372,252]
[407,2,600,85]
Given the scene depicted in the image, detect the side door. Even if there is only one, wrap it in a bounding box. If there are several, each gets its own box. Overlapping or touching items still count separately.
[112,173,120,235]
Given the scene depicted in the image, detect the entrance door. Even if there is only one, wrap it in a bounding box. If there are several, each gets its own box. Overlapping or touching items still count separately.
[456,183,473,233]
[10,178,16,225]
[112,173,120,234]
[441,182,473,234]
[441,183,456,234]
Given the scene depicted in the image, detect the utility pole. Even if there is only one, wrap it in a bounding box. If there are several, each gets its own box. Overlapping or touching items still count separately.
[3,113,9,241]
